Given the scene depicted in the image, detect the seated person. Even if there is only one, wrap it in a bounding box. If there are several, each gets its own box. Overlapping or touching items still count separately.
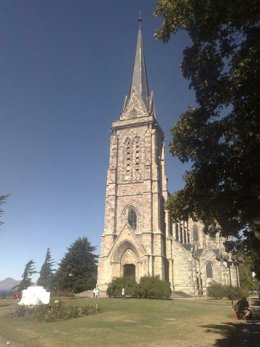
[235,297,252,320]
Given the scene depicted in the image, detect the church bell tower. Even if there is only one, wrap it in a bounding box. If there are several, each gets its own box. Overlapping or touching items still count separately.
[98,21,170,290]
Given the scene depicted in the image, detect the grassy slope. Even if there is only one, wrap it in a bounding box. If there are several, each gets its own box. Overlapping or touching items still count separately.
[0,297,242,347]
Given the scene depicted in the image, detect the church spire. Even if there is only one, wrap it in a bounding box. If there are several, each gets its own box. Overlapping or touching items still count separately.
[129,16,149,109]
[122,16,155,117]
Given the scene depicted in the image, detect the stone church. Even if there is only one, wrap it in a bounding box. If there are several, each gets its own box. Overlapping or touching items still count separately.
[97,24,239,295]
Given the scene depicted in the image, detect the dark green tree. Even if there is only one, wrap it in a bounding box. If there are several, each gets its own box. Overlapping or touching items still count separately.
[18,260,37,291]
[154,1,260,276]
[37,248,54,289]
[53,237,97,293]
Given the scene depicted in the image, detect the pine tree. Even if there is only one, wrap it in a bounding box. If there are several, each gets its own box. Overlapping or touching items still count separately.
[53,237,97,293]
[18,260,37,291]
[37,248,54,289]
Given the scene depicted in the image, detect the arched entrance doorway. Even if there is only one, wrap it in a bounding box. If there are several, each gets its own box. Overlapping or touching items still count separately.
[112,241,139,281]
[123,264,135,279]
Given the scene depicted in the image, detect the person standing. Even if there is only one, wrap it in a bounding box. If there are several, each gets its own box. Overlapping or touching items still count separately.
[92,287,96,298]
[121,287,125,298]
[95,285,99,298]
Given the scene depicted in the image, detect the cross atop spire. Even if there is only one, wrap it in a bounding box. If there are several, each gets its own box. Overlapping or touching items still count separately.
[138,11,142,30]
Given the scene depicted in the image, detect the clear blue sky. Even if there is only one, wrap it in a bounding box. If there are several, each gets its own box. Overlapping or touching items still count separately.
[0,0,195,281]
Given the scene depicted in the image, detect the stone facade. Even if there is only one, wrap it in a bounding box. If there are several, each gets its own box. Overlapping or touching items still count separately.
[97,26,239,294]
[167,220,239,295]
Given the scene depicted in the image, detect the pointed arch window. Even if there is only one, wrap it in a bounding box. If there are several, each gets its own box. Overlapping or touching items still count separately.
[128,209,137,230]
[193,224,199,242]
[206,262,213,278]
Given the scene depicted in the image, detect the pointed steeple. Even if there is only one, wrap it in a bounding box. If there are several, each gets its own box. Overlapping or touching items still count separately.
[122,17,154,118]
[129,18,149,109]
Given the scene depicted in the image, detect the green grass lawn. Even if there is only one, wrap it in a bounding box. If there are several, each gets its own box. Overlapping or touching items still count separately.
[0,297,258,347]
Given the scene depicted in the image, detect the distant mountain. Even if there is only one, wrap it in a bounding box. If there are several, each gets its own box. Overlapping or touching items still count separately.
[0,277,20,291]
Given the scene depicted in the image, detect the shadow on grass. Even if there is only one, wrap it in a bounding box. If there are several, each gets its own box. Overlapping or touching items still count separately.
[202,321,260,347]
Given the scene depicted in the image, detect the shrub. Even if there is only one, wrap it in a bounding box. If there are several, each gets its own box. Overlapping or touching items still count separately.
[107,276,171,299]
[15,300,98,322]
[51,291,75,297]
[207,282,247,299]
[228,286,248,300]
[207,283,226,299]
[137,276,171,299]
[107,277,138,298]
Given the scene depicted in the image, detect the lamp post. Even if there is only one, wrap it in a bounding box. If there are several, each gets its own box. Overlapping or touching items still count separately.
[216,254,233,304]
[231,256,243,288]
[67,265,73,292]
[68,273,73,292]
[192,244,203,296]
[226,260,233,305]
[216,254,242,305]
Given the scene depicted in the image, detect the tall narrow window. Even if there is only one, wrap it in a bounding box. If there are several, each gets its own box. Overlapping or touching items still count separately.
[193,224,199,242]
[206,262,213,278]
[128,209,137,230]
[183,224,187,244]
[180,223,183,243]
[133,136,141,180]
[175,223,179,241]
[124,138,131,178]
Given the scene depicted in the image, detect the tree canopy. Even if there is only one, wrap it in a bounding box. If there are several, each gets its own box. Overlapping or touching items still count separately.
[18,259,37,291]
[53,237,97,293]
[37,248,54,289]
[154,1,260,276]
